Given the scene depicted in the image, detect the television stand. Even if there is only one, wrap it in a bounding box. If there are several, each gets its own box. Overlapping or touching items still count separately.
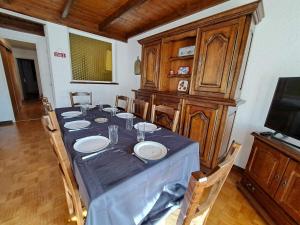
[239,132,300,225]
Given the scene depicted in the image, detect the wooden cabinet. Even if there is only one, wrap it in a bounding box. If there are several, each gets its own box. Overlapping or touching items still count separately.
[239,133,300,225]
[136,2,264,170]
[245,139,289,196]
[275,160,300,222]
[182,100,223,167]
[141,41,161,90]
[191,18,245,97]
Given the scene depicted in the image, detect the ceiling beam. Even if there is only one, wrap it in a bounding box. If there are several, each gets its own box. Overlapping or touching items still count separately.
[99,0,148,30]
[61,0,75,19]
[0,12,44,36]
[0,0,13,3]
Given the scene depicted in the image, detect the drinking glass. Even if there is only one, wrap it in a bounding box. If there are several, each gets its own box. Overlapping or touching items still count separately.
[137,123,145,142]
[110,107,117,117]
[80,104,88,116]
[126,117,133,130]
[108,125,118,145]
[98,104,103,112]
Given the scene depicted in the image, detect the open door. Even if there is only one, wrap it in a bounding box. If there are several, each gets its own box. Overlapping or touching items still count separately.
[0,39,22,116]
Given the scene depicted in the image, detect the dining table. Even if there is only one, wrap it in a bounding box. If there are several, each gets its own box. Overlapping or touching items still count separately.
[55,106,200,225]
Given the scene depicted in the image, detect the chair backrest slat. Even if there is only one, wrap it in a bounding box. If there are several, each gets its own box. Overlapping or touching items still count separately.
[69,92,92,107]
[177,141,241,225]
[131,99,149,120]
[115,95,129,112]
[151,104,180,132]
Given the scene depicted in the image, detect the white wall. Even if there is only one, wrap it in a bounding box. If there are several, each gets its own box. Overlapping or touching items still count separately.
[0,27,54,122]
[127,0,300,167]
[230,0,300,167]
[0,53,15,122]
[44,23,132,107]
[12,47,43,99]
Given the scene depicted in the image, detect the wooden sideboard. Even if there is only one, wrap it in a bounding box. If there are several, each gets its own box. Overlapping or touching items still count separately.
[133,1,264,170]
[239,133,300,225]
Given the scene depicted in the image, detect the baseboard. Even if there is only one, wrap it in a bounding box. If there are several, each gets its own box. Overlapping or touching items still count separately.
[0,120,13,126]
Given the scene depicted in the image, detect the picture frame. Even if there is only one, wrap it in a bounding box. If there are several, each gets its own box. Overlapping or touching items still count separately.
[177,80,189,92]
[178,45,195,57]
[178,66,190,75]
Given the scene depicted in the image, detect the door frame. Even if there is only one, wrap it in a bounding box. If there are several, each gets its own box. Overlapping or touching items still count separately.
[0,39,22,116]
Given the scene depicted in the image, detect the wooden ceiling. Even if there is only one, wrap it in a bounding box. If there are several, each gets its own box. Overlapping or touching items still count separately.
[0,0,228,41]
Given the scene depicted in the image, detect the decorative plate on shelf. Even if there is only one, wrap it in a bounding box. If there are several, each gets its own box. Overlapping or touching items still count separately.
[178,45,195,57]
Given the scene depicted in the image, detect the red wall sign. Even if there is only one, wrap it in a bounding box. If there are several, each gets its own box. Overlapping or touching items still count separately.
[54,51,66,58]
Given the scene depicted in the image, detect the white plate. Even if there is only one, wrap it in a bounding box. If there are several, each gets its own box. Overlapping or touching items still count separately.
[134,141,167,160]
[61,111,82,117]
[134,122,157,132]
[103,107,119,112]
[94,117,108,123]
[116,112,134,119]
[64,120,91,130]
[73,136,110,153]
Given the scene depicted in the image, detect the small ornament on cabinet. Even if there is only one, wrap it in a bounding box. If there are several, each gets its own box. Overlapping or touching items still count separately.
[177,80,189,92]
[178,66,190,75]
[134,56,141,75]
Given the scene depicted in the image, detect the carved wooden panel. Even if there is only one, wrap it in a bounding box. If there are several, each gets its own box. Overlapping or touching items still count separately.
[275,160,300,222]
[141,41,161,89]
[245,140,289,197]
[191,18,244,96]
[183,102,221,168]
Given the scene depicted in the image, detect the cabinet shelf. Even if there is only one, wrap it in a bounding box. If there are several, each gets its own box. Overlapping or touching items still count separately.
[168,74,191,78]
[169,55,194,61]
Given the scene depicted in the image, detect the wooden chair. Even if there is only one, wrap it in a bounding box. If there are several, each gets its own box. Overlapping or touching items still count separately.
[43,102,52,113]
[41,116,86,225]
[166,141,242,225]
[42,102,61,133]
[151,105,180,132]
[42,96,48,103]
[115,95,130,112]
[50,131,86,225]
[130,99,149,120]
[41,115,55,133]
[69,92,92,107]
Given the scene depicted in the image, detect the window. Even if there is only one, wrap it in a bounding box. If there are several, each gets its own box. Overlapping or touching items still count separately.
[69,33,113,83]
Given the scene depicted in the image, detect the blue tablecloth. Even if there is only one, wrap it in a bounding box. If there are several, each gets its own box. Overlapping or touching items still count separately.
[55,107,200,225]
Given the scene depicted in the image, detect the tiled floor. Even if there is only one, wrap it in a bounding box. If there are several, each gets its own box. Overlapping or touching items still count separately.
[0,120,267,225]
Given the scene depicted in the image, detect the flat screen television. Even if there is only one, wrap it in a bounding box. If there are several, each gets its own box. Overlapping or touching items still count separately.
[265,77,300,141]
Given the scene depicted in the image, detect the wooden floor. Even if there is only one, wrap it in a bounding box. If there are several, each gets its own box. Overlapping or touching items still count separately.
[15,100,44,121]
[0,120,267,225]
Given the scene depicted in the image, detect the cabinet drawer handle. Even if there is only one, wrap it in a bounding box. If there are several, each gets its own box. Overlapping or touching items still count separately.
[282,180,288,187]
[274,174,280,180]
[251,186,255,192]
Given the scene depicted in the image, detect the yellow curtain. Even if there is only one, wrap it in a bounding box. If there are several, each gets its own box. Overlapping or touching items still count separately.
[70,33,112,81]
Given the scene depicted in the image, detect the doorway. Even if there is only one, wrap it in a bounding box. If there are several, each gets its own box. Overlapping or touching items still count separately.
[17,58,39,101]
[0,39,44,121]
